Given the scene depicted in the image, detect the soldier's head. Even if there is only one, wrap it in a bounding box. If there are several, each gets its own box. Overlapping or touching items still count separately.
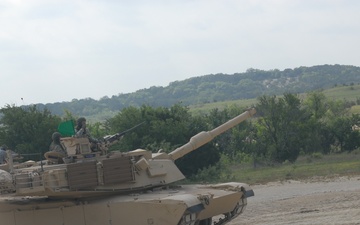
[76,117,86,130]
[52,132,62,143]
[0,145,7,150]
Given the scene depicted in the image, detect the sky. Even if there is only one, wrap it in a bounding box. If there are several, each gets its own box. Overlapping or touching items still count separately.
[1,0,359,107]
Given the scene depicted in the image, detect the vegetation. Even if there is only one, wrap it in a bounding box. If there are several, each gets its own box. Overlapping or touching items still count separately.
[27,64,360,121]
[0,105,61,161]
[190,83,360,116]
[226,152,360,185]
[0,64,359,183]
[1,91,359,180]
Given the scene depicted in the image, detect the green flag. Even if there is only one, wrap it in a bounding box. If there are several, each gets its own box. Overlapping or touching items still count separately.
[58,120,75,137]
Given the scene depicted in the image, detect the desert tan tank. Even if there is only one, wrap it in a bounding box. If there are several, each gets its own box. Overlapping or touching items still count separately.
[0,108,256,225]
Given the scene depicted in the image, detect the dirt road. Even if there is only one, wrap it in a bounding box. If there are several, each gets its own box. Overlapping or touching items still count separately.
[230,176,360,225]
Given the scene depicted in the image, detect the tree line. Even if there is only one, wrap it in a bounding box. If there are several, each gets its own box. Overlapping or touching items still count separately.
[31,64,360,120]
[0,92,359,178]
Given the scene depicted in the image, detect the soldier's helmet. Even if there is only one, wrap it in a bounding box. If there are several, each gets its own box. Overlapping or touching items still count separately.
[52,132,62,142]
[76,117,86,130]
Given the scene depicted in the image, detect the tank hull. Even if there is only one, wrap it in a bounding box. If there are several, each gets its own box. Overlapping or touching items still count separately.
[0,183,253,225]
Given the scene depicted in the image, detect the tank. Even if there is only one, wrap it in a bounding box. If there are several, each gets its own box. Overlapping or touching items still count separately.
[0,108,256,225]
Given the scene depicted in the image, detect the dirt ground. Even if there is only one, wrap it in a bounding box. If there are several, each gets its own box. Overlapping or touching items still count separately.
[229,176,360,225]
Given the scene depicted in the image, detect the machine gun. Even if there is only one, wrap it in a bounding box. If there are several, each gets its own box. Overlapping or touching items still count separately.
[101,121,145,149]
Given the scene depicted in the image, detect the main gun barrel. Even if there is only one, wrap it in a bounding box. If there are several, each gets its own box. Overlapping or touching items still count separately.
[169,108,256,161]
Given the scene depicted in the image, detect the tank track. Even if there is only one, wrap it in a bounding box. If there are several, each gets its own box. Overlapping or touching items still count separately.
[213,197,247,225]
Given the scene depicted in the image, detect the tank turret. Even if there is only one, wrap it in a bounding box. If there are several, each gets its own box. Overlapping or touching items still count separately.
[0,108,256,225]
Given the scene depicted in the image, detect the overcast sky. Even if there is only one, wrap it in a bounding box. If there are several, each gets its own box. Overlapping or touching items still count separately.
[1,0,359,107]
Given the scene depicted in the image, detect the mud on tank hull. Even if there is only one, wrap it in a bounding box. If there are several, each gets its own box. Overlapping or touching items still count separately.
[0,182,253,225]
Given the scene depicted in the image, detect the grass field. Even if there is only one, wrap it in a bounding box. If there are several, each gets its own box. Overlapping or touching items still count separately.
[230,152,360,185]
[322,84,360,102]
[189,98,257,115]
[189,84,360,115]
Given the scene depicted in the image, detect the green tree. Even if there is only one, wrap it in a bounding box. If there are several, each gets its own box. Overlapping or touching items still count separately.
[328,117,351,152]
[105,104,221,176]
[302,91,333,154]
[0,105,61,160]
[304,91,328,120]
[326,99,347,118]
[205,105,254,159]
[255,94,307,162]
[328,114,360,152]
[104,105,145,151]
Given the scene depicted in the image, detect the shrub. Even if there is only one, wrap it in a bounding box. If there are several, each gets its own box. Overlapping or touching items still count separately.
[311,152,323,159]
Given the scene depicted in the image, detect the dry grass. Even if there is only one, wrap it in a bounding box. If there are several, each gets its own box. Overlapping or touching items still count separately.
[230,152,360,185]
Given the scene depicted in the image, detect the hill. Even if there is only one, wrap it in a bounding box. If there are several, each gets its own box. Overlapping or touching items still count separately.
[189,82,360,115]
[32,64,360,120]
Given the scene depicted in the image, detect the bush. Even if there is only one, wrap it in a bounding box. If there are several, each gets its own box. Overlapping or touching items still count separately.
[190,154,235,182]
[190,164,222,182]
[351,148,360,155]
[282,160,292,165]
[311,152,323,159]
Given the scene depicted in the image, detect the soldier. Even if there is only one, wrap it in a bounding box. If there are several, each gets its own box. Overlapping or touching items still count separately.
[48,132,67,157]
[0,145,8,164]
[75,117,99,150]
